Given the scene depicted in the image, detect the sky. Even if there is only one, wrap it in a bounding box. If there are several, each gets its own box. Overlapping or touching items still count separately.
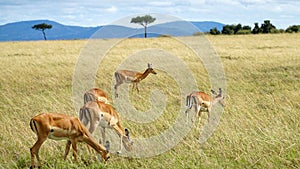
[1,0,300,29]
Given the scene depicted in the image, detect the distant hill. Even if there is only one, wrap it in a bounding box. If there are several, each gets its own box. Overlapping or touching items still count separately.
[0,20,101,41]
[0,20,224,41]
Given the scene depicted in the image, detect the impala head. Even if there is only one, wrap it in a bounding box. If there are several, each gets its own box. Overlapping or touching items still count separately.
[101,150,110,162]
[211,88,225,107]
[123,128,134,151]
[147,63,157,75]
[99,140,110,161]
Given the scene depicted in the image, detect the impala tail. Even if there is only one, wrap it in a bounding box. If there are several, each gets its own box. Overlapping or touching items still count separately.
[30,119,38,135]
[186,95,198,109]
[114,72,122,84]
[84,92,95,104]
[186,95,192,109]
[79,107,92,127]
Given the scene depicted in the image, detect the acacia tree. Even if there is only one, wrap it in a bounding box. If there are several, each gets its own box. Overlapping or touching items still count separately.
[32,23,52,40]
[260,20,276,33]
[131,15,156,38]
[251,23,261,34]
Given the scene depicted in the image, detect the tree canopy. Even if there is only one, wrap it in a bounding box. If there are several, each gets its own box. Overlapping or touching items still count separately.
[286,25,300,33]
[32,23,52,40]
[131,15,156,38]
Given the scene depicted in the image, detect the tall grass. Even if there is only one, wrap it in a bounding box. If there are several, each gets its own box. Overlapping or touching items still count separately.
[0,34,299,168]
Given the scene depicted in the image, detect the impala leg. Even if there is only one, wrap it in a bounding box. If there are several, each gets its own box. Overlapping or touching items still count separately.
[192,104,198,123]
[197,111,202,129]
[111,124,124,154]
[100,127,106,146]
[64,140,71,160]
[70,139,78,163]
[87,119,99,153]
[118,135,123,154]
[30,137,47,169]
[136,83,140,93]
[132,83,135,92]
[114,83,121,98]
[89,118,99,135]
[207,109,211,122]
[192,103,199,123]
[185,108,190,123]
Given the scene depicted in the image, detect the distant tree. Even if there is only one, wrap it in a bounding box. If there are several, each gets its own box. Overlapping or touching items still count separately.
[242,25,251,31]
[286,25,300,33]
[209,27,220,35]
[32,23,52,40]
[233,24,242,34]
[260,20,276,33]
[252,23,261,34]
[221,25,235,35]
[131,15,156,38]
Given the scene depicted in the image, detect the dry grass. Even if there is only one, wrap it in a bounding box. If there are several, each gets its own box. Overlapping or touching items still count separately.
[0,34,299,168]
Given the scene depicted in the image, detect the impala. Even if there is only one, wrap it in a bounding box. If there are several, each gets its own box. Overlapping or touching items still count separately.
[29,113,109,169]
[84,87,109,104]
[79,101,133,153]
[114,63,157,98]
[185,88,225,123]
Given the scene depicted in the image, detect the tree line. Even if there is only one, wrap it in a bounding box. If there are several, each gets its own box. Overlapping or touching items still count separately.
[208,20,300,35]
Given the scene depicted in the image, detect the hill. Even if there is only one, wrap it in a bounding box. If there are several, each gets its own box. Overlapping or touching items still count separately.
[0,20,101,41]
[0,20,224,41]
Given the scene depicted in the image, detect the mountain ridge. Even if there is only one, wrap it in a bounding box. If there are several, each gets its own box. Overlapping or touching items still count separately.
[0,20,224,41]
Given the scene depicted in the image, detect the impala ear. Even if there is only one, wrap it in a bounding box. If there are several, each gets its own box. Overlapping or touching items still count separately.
[125,128,129,135]
[211,89,217,95]
[105,140,110,152]
[125,128,130,139]
[219,88,222,95]
[148,63,152,68]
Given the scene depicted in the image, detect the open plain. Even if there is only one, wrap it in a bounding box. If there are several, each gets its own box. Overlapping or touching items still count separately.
[0,34,299,168]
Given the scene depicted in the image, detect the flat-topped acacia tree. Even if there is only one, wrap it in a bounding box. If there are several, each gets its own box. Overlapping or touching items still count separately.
[32,23,52,40]
[131,15,156,38]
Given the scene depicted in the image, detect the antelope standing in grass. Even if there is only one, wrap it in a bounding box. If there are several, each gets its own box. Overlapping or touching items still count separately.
[84,87,109,104]
[79,101,133,154]
[185,88,225,123]
[30,113,109,169]
[114,63,157,98]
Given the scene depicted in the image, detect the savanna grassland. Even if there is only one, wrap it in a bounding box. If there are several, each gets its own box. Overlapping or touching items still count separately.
[0,34,299,169]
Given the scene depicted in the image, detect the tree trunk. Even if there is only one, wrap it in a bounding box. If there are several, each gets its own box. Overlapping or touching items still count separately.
[42,30,47,40]
[144,26,147,38]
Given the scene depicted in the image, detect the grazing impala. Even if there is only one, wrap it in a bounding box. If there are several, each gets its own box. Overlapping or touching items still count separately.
[84,88,109,104]
[30,113,109,169]
[185,88,225,123]
[114,63,157,98]
[79,101,133,153]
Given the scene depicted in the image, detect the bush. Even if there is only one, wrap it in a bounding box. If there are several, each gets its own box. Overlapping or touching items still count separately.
[193,32,203,36]
[210,27,221,35]
[236,29,251,35]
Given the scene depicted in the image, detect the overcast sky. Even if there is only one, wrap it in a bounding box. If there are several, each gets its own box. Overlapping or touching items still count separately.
[1,0,299,29]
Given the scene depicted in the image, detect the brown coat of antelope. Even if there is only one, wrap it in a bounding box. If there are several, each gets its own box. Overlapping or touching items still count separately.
[185,88,225,123]
[80,101,133,154]
[84,87,109,104]
[29,113,110,169]
[114,63,157,98]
